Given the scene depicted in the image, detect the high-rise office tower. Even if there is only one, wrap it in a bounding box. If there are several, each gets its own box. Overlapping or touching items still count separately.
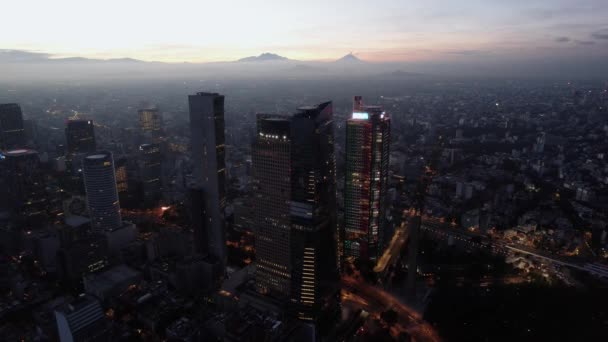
[82,152,122,233]
[138,107,162,141]
[290,102,338,321]
[252,102,338,321]
[343,96,390,263]
[0,103,26,150]
[189,186,209,255]
[252,115,293,297]
[0,149,46,217]
[115,157,129,194]
[188,92,227,271]
[138,143,162,206]
[65,119,96,155]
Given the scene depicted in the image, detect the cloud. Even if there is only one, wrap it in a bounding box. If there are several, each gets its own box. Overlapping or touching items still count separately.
[591,28,608,39]
[554,36,570,43]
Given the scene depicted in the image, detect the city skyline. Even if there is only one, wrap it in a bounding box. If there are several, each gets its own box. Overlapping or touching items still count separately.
[2,0,608,65]
[0,2,607,339]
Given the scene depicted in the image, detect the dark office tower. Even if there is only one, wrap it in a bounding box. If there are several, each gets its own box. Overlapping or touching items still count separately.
[252,102,338,322]
[290,102,338,321]
[0,103,26,150]
[189,186,209,255]
[0,149,45,217]
[343,96,390,263]
[65,119,96,155]
[56,235,109,287]
[252,115,293,297]
[82,152,122,233]
[188,186,210,256]
[138,143,162,206]
[138,107,162,140]
[188,92,227,272]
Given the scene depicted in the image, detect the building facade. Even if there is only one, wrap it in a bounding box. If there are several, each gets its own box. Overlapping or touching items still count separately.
[188,92,227,272]
[0,103,26,150]
[252,102,339,322]
[82,152,122,233]
[252,115,293,297]
[343,96,390,262]
[55,295,109,342]
[138,143,162,206]
[138,107,163,140]
[65,119,96,155]
[0,149,46,218]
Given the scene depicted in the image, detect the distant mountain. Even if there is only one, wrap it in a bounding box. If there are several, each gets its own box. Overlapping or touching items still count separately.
[237,53,290,62]
[51,56,145,63]
[0,50,146,64]
[106,57,144,63]
[335,53,364,63]
[0,49,50,62]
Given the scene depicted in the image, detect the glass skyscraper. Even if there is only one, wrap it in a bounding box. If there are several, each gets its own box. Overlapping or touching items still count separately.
[343,96,391,262]
[65,119,96,155]
[252,102,339,322]
[138,143,162,206]
[138,107,163,142]
[188,92,227,272]
[82,151,122,233]
[0,103,26,150]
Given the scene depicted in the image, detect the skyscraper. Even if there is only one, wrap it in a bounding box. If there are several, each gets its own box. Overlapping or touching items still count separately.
[138,107,162,138]
[65,119,96,155]
[138,143,162,206]
[115,157,129,195]
[252,102,338,321]
[82,152,122,233]
[188,92,227,271]
[189,186,209,255]
[290,102,339,321]
[343,96,390,263]
[0,149,46,218]
[0,103,26,150]
[252,115,292,297]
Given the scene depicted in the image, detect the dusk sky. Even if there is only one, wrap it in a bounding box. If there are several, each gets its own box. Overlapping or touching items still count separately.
[3,0,608,63]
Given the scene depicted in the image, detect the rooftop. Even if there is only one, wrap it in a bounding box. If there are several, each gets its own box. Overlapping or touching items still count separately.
[4,149,36,156]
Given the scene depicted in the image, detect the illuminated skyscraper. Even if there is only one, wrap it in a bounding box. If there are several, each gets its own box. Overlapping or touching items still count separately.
[188,92,226,272]
[138,107,162,141]
[0,103,26,150]
[252,102,338,321]
[115,157,129,195]
[65,119,96,155]
[82,152,122,233]
[253,115,292,297]
[343,96,390,262]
